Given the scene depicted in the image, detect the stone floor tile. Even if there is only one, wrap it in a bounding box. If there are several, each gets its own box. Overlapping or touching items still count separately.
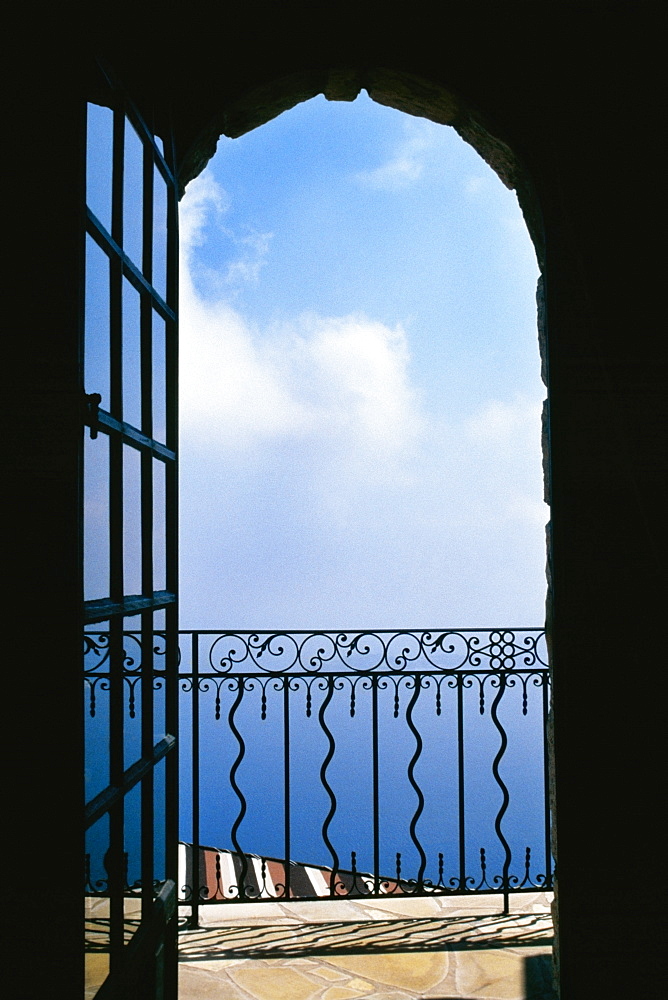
[454,948,550,999]
[183,958,249,972]
[198,902,298,925]
[228,965,322,1000]
[345,977,375,993]
[326,951,449,994]
[179,963,251,999]
[176,895,554,1000]
[85,954,109,1000]
[287,900,379,921]
[312,966,350,981]
[356,897,445,918]
[450,897,508,915]
[322,987,373,1000]
[361,995,412,1000]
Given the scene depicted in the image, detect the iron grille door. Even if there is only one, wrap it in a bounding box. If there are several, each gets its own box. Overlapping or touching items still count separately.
[82,64,179,1000]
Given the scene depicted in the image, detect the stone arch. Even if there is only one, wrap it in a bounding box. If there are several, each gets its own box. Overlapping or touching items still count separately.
[175,63,548,429]
[177,67,545,268]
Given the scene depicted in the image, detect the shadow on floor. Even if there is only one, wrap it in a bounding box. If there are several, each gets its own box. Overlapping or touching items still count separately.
[524,953,557,1000]
[179,912,553,961]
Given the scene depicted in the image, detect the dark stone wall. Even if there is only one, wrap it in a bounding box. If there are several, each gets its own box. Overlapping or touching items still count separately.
[4,69,87,995]
[5,4,664,997]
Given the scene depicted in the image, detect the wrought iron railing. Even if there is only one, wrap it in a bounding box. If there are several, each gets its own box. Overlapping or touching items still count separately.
[84,628,552,923]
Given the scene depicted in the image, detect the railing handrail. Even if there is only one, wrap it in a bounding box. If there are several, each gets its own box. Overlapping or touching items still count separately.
[175,626,545,633]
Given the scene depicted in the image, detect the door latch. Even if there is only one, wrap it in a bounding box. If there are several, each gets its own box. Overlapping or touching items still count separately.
[85,392,102,438]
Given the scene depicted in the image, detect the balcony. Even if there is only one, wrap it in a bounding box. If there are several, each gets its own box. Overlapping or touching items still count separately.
[85,628,554,999]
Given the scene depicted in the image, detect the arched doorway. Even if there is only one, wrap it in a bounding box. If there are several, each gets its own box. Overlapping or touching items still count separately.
[82,60,552,1000]
[172,74,542,940]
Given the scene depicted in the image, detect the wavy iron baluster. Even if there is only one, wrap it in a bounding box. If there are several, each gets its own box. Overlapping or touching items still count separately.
[405,675,427,892]
[228,678,249,899]
[490,673,512,913]
[318,676,341,895]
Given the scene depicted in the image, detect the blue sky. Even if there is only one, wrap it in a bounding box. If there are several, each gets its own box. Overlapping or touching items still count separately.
[178,93,546,630]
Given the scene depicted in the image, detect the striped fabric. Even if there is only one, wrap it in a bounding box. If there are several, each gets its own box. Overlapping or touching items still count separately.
[178,842,412,902]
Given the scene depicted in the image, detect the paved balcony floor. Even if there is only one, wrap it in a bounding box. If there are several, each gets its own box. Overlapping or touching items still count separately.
[178,892,556,1000]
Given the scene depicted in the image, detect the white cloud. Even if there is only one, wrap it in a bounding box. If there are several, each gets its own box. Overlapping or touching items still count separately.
[180,170,229,254]
[178,169,548,629]
[179,294,422,462]
[355,119,435,191]
[180,169,272,295]
[180,173,422,461]
[224,230,272,286]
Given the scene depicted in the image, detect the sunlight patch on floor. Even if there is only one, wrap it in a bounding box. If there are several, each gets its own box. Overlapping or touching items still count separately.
[178,892,555,1000]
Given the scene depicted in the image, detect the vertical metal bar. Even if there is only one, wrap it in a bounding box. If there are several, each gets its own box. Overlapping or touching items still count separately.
[283,676,291,899]
[191,632,200,927]
[139,330,154,929]
[109,108,124,609]
[140,612,154,924]
[139,128,155,925]
[139,445,153,593]
[457,674,466,892]
[542,673,552,889]
[163,571,179,967]
[164,125,178,461]
[139,132,154,575]
[108,105,126,975]
[163,119,180,1000]
[372,674,380,895]
[108,618,125,976]
[109,435,123,609]
[79,101,89,1000]
[110,106,124,427]
[142,125,154,295]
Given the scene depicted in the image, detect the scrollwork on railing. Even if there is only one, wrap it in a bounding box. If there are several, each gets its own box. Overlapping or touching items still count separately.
[182,668,552,727]
[188,628,547,675]
[176,842,552,905]
[85,628,547,678]
[84,630,156,716]
[83,631,111,670]
[85,627,547,686]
